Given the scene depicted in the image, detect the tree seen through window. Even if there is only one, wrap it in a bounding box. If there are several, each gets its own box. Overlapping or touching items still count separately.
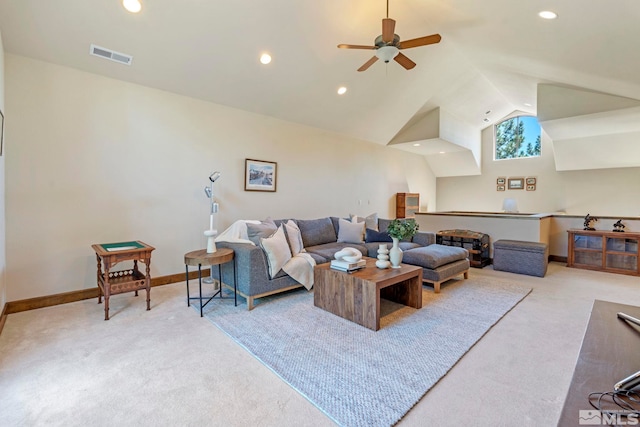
[495,115,541,159]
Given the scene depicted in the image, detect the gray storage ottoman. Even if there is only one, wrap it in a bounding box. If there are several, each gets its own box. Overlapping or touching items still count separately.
[493,240,548,277]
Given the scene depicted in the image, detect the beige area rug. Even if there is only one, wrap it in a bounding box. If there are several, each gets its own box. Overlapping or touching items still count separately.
[202,276,532,427]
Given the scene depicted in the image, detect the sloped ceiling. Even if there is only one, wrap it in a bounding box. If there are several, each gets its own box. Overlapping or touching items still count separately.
[1,0,640,174]
[538,84,640,171]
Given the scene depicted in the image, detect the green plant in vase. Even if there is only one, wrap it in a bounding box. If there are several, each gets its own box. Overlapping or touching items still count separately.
[386,219,419,268]
[387,219,419,240]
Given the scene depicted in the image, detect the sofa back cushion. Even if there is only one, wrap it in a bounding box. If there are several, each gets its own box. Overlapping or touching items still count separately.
[297,217,337,248]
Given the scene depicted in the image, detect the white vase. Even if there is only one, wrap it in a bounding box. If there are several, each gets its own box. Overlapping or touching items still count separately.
[376,244,391,269]
[389,237,403,268]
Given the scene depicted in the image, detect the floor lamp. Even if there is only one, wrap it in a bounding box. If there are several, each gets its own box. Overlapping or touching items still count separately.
[203,171,221,284]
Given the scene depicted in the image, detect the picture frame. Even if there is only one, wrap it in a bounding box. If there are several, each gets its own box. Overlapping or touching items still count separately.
[497,185,505,191]
[497,177,506,185]
[507,177,524,190]
[0,109,4,157]
[526,184,536,191]
[526,177,537,185]
[245,159,277,192]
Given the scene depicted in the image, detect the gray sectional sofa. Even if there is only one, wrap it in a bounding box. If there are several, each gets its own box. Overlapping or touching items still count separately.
[214,216,469,309]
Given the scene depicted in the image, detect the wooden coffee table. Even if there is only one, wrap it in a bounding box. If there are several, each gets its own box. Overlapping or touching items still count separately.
[314,258,423,331]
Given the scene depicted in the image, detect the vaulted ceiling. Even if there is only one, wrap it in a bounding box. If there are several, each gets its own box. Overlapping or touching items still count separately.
[2,0,640,174]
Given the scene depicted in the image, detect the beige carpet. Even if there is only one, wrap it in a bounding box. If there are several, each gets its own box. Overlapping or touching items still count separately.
[1,263,639,426]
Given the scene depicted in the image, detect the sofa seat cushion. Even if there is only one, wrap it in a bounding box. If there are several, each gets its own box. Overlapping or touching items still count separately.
[305,242,368,264]
[402,244,468,269]
[297,217,337,248]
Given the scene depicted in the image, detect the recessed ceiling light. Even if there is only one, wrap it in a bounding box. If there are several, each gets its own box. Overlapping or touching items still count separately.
[337,86,347,95]
[260,53,272,65]
[483,118,490,123]
[538,10,557,19]
[485,110,491,115]
[123,0,142,13]
[439,151,445,154]
[413,143,421,147]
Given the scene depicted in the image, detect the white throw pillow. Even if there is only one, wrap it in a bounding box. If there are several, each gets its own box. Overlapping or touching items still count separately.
[260,225,292,279]
[350,212,378,231]
[337,218,365,244]
[283,220,305,255]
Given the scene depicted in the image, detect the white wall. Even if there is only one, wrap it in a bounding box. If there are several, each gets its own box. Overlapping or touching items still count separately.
[4,54,436,302]
[436,124,640,217]
[0,32,6,311]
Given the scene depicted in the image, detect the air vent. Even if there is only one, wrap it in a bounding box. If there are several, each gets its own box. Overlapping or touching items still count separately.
[89,44,133,65]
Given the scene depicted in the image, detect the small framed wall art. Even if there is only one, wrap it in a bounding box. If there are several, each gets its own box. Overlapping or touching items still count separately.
[526,177,537,185]
[497,185,505,191]
[245,158,277,192]
[527,184,536,191]
[508,177,524,190]
[497,177,506,185]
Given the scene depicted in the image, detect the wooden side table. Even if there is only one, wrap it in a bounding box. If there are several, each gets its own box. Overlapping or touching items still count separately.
[184,248,237,317]
[91,241,155,321]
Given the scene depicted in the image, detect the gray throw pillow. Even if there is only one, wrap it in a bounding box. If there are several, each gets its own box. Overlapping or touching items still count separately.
[246,217,277,245]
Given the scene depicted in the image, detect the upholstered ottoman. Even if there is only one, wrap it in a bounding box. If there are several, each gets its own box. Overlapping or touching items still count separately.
[493,239,548,277]
[402,245,470,293]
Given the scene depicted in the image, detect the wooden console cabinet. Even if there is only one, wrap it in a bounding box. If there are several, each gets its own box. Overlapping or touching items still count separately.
[567,229,640,276]
[396,193,419,218]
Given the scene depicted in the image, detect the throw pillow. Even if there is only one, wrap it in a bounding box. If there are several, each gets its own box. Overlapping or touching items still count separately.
[246,217,277,245]
[365,227,392,243]
[283,220,305,255]
[259,225,292,279]
[349,212,378,231]
[337,218,365,244]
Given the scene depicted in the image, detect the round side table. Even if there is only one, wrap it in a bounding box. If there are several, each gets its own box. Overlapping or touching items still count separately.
[184,248,236,317]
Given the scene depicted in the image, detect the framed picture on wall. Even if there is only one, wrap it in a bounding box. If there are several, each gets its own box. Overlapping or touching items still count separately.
[497,185,505,191]
[526,177,537,185]
[508,177,524,190]
[245,159,277,192]
[497,177,506,185]
[527,184,536,191]
[0,108,4,156]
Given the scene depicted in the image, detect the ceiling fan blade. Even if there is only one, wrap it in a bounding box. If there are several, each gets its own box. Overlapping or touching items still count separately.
[357,56,379,72]
[338,44,377,50]
[394,52,416,70]
[399,34,442,49]
[382,18,396,43]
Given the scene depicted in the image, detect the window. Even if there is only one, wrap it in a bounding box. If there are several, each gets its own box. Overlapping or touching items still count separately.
[495,115,541,160]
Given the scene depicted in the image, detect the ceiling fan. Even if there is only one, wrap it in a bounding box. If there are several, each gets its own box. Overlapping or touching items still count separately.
[337,0,442,72]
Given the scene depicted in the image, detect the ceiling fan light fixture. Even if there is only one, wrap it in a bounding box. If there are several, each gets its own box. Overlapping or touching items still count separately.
[376,46,399,63]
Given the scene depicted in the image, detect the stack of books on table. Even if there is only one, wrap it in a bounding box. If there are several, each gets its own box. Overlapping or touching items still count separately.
[330,259,366,272]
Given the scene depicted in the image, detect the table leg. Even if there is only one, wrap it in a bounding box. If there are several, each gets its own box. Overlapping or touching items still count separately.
[104,261,111,321]
[96,254,103,304]
[185,265,190,307]
[198,264,203,317]
[145,257,151,311]
[134,259,139,297]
